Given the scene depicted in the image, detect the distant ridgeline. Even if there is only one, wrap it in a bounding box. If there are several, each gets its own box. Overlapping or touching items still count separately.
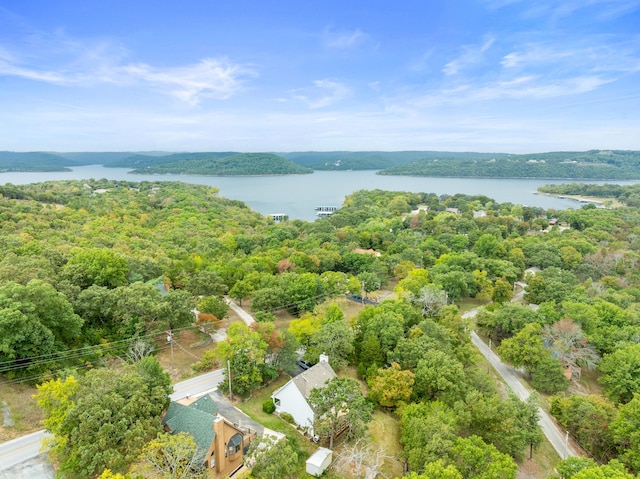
[2,149,640,179]
[0,151,143,172]
[377,150,640,180]
[0,151,73,172]
[110,152,313,175]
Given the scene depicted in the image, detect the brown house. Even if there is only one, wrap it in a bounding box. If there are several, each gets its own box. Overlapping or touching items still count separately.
[162,396,249,476]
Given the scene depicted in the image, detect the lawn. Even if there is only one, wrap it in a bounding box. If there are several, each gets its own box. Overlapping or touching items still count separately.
[236,376,320,478]
[0,380,43,441]
[368,409,405,479]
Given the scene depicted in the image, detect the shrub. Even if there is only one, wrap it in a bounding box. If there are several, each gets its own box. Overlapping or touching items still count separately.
[255,311,277,322]
[280,412,295,424]
[262,398,276,414]
[192,349,219,372]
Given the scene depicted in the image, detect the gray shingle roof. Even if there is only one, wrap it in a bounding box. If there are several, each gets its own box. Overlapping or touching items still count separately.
[291,361,336,399]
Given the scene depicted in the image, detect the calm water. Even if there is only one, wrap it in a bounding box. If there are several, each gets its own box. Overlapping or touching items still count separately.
[1,165,637,222]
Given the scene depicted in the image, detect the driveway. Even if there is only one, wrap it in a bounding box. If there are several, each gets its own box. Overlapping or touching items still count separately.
[208,389,264,435]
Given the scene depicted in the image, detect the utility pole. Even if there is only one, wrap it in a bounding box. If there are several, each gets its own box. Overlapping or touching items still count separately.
[228,359,232,401]
[166,329,174,371]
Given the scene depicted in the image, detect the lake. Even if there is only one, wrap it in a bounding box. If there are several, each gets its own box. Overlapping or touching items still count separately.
[1,165,636,222]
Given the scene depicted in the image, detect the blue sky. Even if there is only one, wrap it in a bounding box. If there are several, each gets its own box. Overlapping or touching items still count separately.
[0,0,639,153]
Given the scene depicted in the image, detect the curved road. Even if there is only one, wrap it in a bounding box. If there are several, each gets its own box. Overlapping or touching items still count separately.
[464,309,578,459]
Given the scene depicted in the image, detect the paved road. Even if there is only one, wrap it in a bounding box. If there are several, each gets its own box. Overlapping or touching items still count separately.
[0,430,52,473]
[1,369,226,474]
[0,453,55,479]
[464,310,578,459]
[170,368,225,401]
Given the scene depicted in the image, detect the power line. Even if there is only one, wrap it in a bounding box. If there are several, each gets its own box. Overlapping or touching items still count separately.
[0,325,195,375]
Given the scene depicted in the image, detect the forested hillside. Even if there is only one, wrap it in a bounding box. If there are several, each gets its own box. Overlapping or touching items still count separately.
[539,182,640,208]
[112,152,313,175]
[3,181,640,477]
[280,150,507,170]
[380,150,640,179]
[0,151,74,172]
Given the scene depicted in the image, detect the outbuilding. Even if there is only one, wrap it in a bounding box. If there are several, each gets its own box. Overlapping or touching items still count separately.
[306,447,333,477]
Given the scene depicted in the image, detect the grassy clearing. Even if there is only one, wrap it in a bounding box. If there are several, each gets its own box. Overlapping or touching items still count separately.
[457,297,489,314]
[155,327,211,382]
[0,381,43,441]
[518,438,561,479]
[368,409,405,479]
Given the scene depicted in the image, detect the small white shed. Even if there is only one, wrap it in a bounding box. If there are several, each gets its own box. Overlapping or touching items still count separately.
[306,447,332,477]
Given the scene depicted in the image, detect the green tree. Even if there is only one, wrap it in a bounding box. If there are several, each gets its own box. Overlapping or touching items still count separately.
[367,362,414,408]
[611,394,640,473]
[282,272,326,315]
[491,277,513,305]
[599,344,640,404]
[139,432,206,479]
[288,313,322,346]
[400,401,459,472]
[183,270,228,297]
[473,233,506,259]
[308,377,373,449]
[413,350,467,404]
[245,435,298,479]
[551,394,617,464]
[498,323,546,377]
[556,457,598,479]
[228,279,253,306]
[531,352,569,394]
[196,295,229,319]
[305,320,354,370]
[63,248,128,289]
[34,375,79,435]
[450,435,517,479]
[571,460,636,479]
[404,462,462,479]
[215,322,268,396]
[36,358,172,478]
[0,280,84,377]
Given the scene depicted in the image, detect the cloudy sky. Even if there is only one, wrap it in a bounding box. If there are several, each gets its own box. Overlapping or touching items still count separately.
[1,0,639,153]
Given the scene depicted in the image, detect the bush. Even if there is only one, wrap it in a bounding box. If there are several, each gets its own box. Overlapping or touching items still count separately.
[280,412,295,424]
[255,311,277,322]
[262,398,276,414]
[191,349,219,372]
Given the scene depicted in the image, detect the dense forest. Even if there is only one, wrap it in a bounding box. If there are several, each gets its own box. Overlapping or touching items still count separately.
[539,183,640,208]
[3,180,640,478]
[380,150,640,179]
[110,152,313,175]
[0,151,74,172]
[279,150,507,170]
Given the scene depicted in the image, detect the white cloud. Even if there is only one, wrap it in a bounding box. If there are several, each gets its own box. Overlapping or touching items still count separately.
[121,58,256,105]
[323,28,368,49]
[501,42,640,71]
[0,32,256,105]
[443,36,495,76]
[292,79,351,109]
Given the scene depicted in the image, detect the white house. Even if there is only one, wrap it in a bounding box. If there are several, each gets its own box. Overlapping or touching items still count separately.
[271,354,336,435]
